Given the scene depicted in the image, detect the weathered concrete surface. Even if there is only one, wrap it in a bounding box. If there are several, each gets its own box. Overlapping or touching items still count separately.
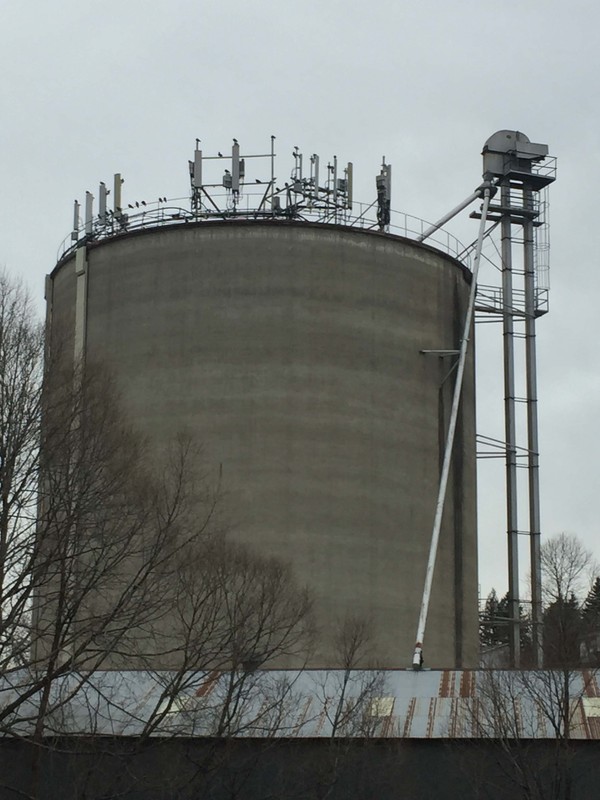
[49,221,478,669]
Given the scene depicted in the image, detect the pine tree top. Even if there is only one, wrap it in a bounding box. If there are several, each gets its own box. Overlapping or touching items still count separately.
[582,576,600,623]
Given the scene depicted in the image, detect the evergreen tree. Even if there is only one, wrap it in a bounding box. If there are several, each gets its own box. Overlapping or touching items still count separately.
[480,589,504,647]
[479,589,530,649]
[580,576,600,665]
[582,576,600,628]
[543,592,582,668]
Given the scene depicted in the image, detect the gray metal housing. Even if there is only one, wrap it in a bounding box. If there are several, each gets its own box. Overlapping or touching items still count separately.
[47,221,478,669]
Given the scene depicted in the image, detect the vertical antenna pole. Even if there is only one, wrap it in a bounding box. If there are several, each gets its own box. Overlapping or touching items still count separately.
[71,200,80,241]
[501,181,521,668]
[385,163,392,231]
[193,146,203,187]
[270,136,275,214]
[413,186,492,666]
[85,191,93,237]
[232,140,240,194]
[99,182,107,225]
[313,155,320,200]
[523,191,543,668]
[333,155,338,222]
[113,173,122,213]
[346,162,353,210]
[192,144,203,215]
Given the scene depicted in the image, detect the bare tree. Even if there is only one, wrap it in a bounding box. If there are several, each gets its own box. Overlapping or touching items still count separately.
[322,614,386,738]
[541,533,596,608]
[0,270,410,800]
[0,272,44,670]
[540,533,597,668]
[469,667,598,800]
[0,270,316,799]
[290,614,389,800]
[0,305,224,795]
[461,535,600,800]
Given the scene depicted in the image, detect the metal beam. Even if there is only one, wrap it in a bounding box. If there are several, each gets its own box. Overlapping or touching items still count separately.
[501,180,521,668]
[523,191,543,668]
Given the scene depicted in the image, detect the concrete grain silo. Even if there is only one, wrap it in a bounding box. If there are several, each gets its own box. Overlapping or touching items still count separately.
[47,143,479,669]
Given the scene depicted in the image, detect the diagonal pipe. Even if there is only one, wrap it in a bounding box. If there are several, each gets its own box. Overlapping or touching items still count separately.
[413,185,492,669]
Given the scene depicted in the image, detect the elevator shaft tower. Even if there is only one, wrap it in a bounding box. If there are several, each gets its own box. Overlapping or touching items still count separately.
[478,130,556,667]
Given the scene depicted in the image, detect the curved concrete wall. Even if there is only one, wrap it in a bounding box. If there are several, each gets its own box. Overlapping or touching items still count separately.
[48,221,478,668]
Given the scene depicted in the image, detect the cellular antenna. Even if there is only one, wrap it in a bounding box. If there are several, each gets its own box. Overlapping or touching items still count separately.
[193,141,203,189]
[113,173,123,213]
[85,191,94,237]
[99,182,108,226]
[345,162,353,210]
[311,154,320,200]
[376,159,392,230]
[333,155,338,210]
[231,139,241,196]
[71,200,80,241]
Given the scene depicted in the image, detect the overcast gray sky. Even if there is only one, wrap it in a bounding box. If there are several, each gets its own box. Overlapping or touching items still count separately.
[2,0,598,604]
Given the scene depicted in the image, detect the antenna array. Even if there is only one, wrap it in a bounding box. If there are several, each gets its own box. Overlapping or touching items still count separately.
[66,136,396,253]
[60,135,469,268]
[188,137,355,224]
